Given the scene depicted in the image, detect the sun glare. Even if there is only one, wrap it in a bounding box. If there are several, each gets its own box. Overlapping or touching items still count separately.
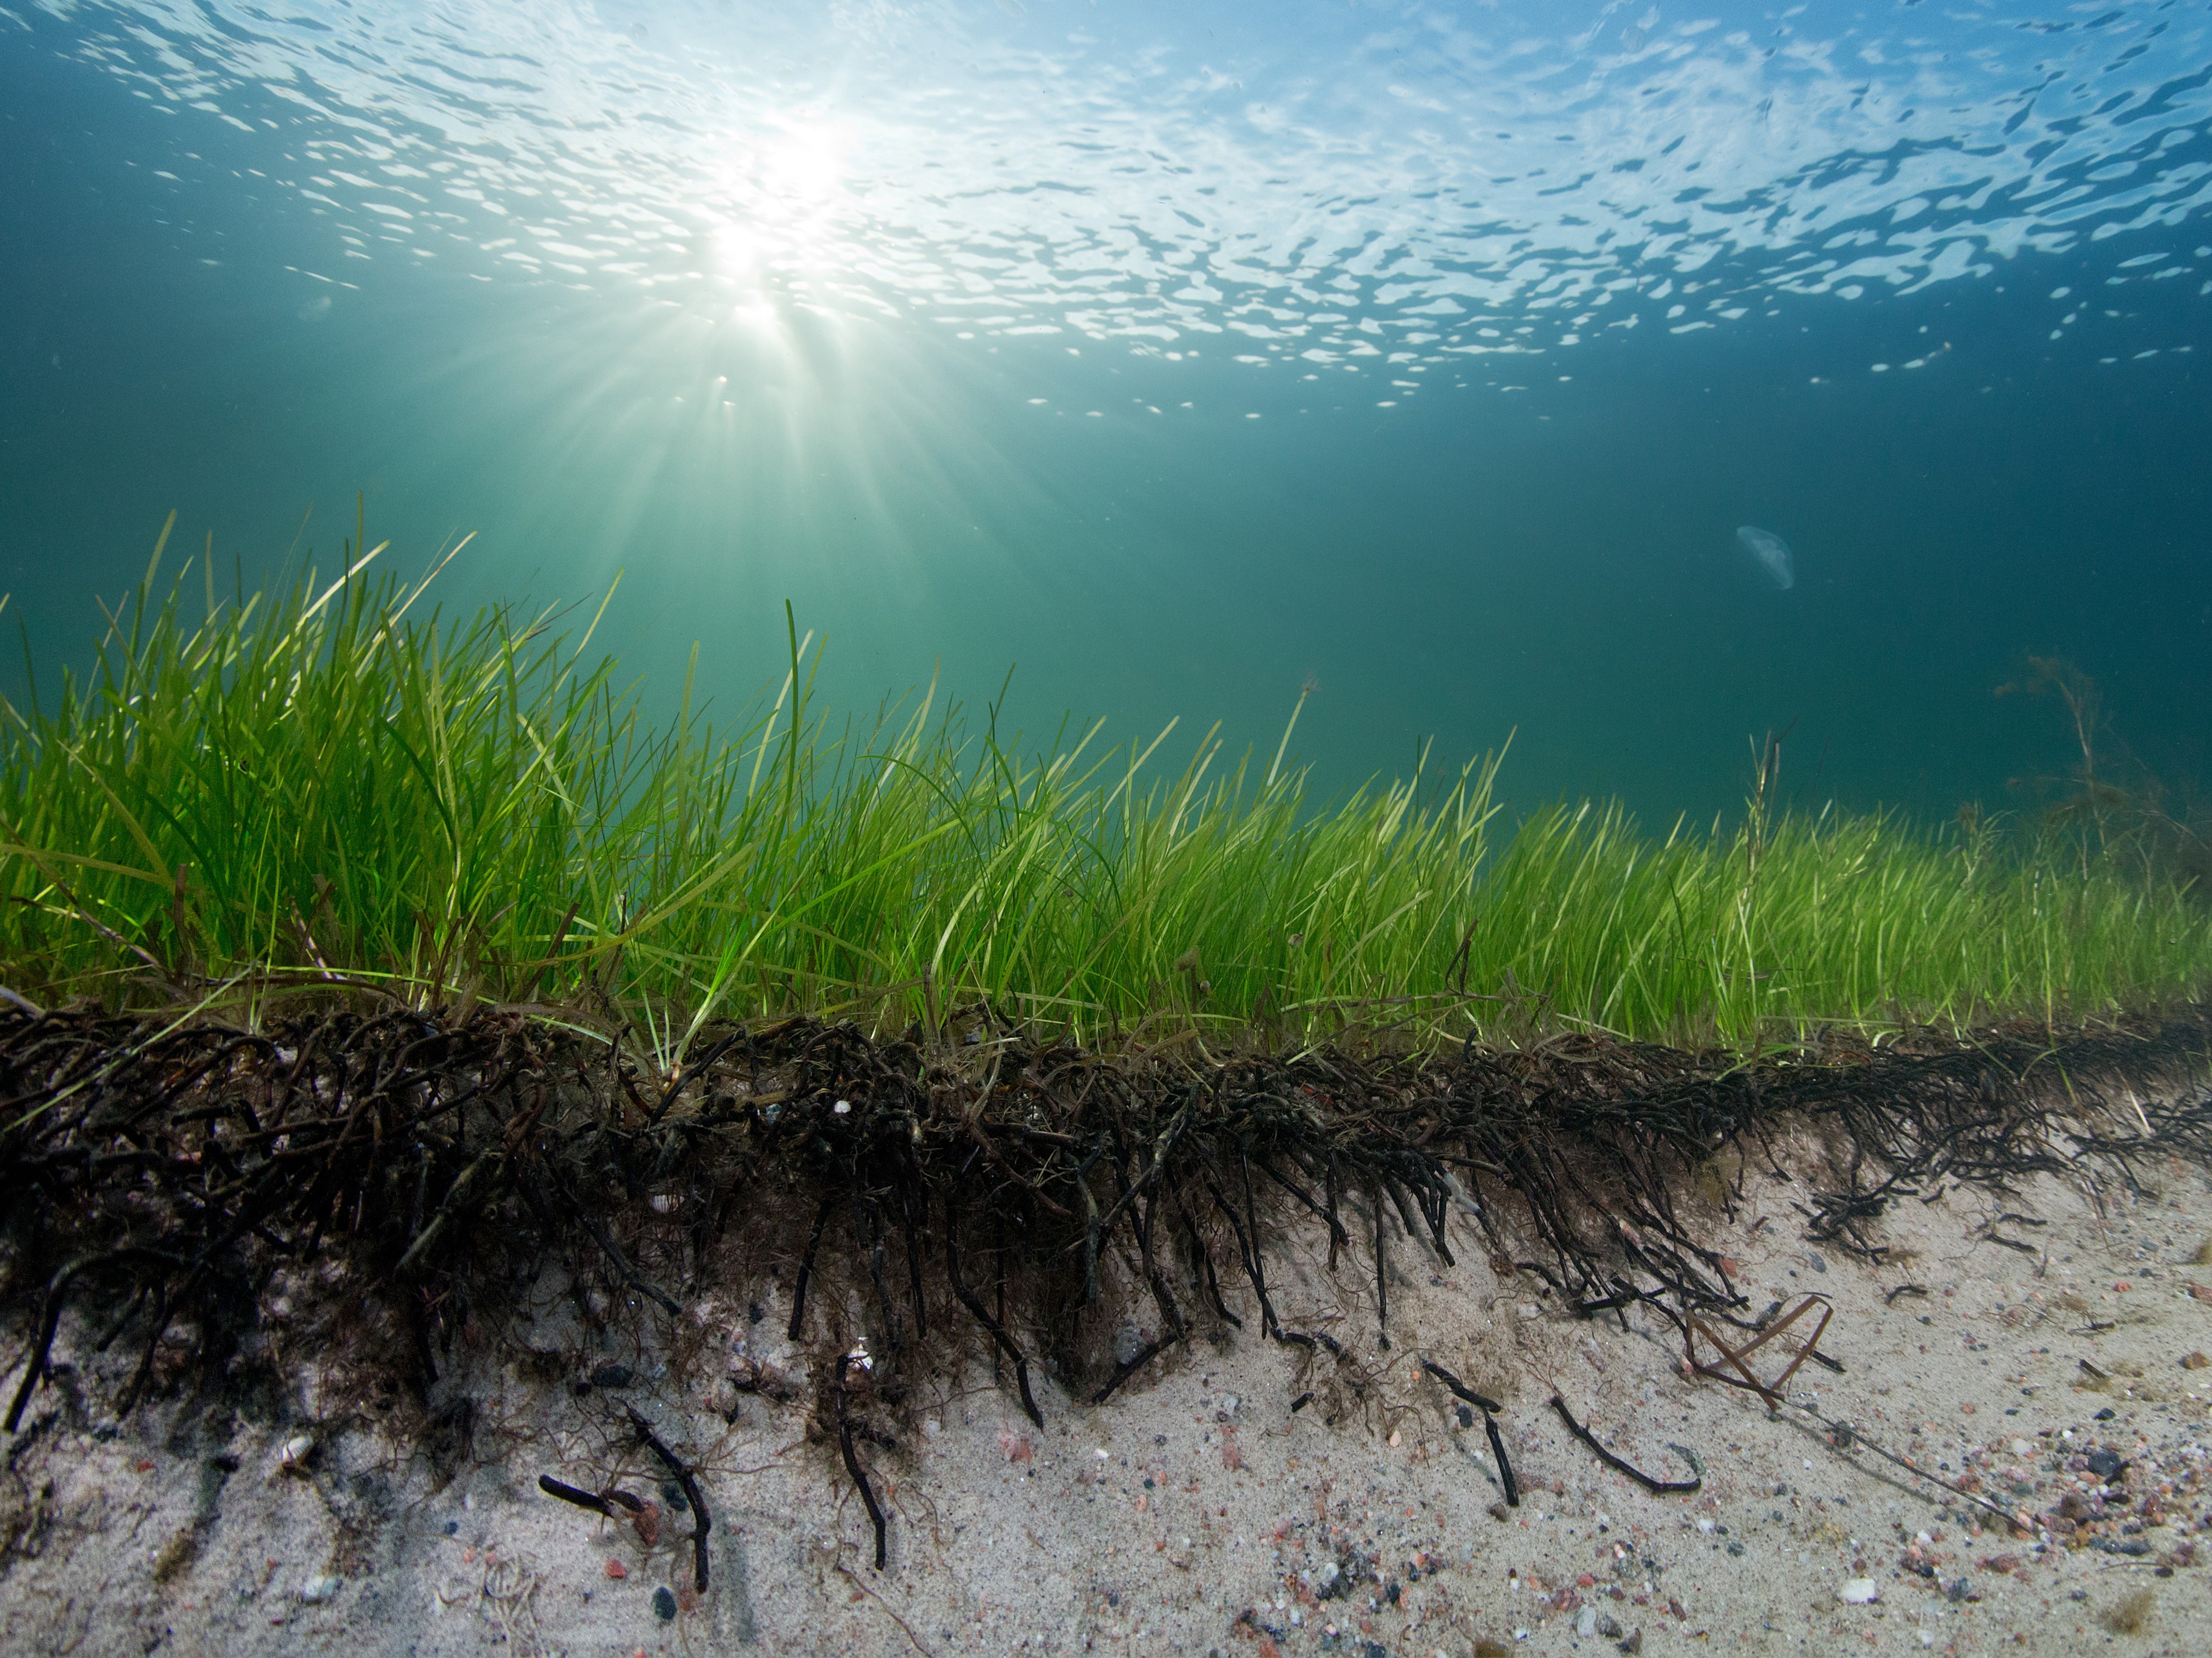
[758,121,849,210]
[697,117,860,334]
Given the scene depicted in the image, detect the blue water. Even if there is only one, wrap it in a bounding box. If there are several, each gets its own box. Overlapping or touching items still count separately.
[3,1,2209,823]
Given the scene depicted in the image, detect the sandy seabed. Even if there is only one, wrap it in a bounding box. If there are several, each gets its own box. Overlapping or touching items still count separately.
[6,1118,2212,1658]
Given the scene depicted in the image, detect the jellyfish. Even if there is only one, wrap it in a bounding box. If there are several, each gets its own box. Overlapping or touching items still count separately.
[1736,525,1795,590]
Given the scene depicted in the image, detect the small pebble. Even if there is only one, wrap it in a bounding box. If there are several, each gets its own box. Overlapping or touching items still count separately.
[1839,1578,1880,1605]
[442,1520,458,1536]
[277,1434,314,1475]
[589,1361,633,1390]
[661,1480,689,1513]
[2088,1449,2125,1480]
[299,1574,342,1604]
[652,1585,677,1621]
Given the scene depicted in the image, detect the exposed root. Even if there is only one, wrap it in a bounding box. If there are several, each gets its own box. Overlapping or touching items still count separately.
[2,1000,2209,1566]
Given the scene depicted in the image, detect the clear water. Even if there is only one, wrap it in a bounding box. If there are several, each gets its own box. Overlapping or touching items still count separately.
[3,1,2208,823]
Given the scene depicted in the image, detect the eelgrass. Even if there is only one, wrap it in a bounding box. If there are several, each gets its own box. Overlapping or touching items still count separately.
[10,522,2212,1531]
[5,517,2210,1064]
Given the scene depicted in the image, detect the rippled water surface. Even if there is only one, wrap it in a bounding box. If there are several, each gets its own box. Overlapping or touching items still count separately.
[4,0,2210,815]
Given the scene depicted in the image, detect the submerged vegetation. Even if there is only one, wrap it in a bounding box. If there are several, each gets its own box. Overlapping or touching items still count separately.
[1994,651,2212,894]
[5,517,2212,1548]
[3,514,2209,1063]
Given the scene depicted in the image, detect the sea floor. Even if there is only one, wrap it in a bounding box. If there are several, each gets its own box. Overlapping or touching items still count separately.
[5,1121,2212,1657]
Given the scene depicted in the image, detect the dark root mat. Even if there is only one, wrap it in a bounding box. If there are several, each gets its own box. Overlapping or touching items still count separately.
[5,1000,2211,1558]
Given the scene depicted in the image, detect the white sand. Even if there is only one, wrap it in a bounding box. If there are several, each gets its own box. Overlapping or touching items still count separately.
[6,1124,2210,1657]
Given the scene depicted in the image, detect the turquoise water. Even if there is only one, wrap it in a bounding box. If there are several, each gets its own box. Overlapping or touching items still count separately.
[3,1,2209,822]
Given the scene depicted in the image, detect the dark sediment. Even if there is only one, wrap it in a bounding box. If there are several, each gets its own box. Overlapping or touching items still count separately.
[3,997,2210,1546]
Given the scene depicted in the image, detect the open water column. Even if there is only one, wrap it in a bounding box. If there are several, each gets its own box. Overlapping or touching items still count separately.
[3,1,2209,816]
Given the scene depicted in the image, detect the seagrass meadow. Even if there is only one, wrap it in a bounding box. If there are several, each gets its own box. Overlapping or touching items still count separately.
[6,523,2212,1593]
[16,6,2212,1644]
[4,520,2211,1046]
